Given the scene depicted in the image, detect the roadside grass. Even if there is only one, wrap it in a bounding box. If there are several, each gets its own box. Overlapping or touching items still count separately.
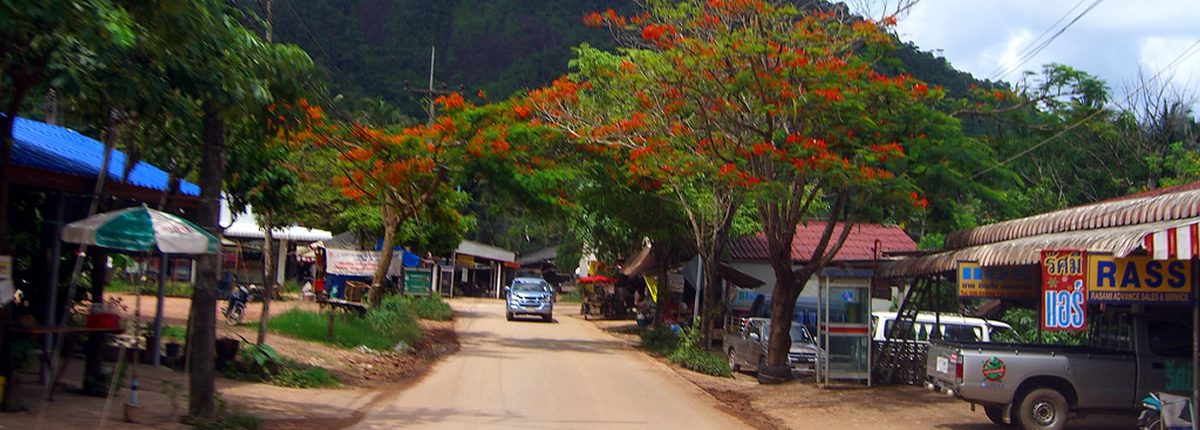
[639,320,731,377]
[395,294,453,321]
[556,292,582,303]
[108,278,194,297]
[268,293,446,350]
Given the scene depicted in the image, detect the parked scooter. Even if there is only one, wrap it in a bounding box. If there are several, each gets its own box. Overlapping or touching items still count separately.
[1138,392,1194,430]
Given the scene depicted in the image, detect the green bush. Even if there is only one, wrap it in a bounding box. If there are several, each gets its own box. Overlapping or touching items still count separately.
[642,318,731,377]
[667,346,732,377]
[557,292,582,303]
[271,365,339,388]
[268,307,421,350]
[394,294,453,321]
[108,278,193,297]
[640,326,679,355]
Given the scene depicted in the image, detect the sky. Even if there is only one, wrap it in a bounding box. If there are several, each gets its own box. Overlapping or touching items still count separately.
[891,0,1200,110]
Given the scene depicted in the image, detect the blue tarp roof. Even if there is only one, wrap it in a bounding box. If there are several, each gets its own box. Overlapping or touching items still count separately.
[11,116,200,196]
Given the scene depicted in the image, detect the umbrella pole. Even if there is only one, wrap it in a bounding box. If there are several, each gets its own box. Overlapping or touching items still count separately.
[152,254,167,367]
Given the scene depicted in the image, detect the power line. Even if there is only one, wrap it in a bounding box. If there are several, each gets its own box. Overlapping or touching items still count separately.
[990,0,1105,81]
[985,0,1085,79]
[971,37,1200,180]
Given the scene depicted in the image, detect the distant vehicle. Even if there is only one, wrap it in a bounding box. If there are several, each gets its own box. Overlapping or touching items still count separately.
[506,277,555,322]
[872,312,1014,343]
[725,317,821,375]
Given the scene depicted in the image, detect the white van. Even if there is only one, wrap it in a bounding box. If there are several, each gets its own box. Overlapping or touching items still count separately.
[871,311,1013,343]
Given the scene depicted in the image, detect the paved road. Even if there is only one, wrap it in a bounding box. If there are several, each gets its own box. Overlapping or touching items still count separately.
[350,298,747,429]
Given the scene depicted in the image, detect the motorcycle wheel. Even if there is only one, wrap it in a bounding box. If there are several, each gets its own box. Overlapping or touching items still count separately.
[226,305,245,324]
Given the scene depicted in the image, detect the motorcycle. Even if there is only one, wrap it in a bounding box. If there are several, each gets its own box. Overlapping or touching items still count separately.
[222,283,251,324]
[1138,392,1194,430]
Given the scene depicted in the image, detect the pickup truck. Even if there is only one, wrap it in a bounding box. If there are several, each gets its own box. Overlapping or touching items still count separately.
[925,306,1194,430]
[726,317,821,375]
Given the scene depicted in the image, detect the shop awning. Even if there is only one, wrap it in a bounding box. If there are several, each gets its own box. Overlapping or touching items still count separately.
[880,216,1200,278]
[1144,222,1200,260]
[718,263,765,289]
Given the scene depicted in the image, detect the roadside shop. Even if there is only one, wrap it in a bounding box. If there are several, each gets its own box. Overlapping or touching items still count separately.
[877,181,1200,407]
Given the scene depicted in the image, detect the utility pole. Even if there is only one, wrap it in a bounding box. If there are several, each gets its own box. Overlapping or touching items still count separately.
[404,46,463,123]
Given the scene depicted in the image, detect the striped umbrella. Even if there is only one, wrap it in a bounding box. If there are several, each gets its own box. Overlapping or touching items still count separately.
[61,205,218,254]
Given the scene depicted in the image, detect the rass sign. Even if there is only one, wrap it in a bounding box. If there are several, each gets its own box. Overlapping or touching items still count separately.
[1086,254,1193,304]
[1041,250,1086,332]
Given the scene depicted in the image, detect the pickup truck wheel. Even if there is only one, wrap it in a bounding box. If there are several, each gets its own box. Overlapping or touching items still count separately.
[727,349,740,373]
[1016,388,1067,430]
[984,405,1009,426]
[757,356,767,373]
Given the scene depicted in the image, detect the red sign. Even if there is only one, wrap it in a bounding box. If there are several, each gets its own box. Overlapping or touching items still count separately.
[1041,250,1087,331]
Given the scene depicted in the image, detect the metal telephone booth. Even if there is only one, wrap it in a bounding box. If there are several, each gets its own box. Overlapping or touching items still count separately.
[815,269,872,386]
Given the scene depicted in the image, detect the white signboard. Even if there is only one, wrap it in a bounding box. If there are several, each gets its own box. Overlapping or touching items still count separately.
[669,272,685,293]
[326,248,403,277]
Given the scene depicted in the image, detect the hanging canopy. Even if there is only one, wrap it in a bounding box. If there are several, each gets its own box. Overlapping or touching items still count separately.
[578,275,617,284]
[62,206,218,254]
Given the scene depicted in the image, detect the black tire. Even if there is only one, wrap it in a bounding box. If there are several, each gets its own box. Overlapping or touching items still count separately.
[506,312,514,321]
[757,356,767,374]
[727,349,741,373]
[226,305,244,325]
[543,314,553,322]
[1015,388,1068,430]
[984,405,1009,426]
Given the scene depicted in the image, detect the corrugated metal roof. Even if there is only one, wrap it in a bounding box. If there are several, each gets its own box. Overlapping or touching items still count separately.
[11,116,200,196]
[945,185,1200,249]
[729,222,916,262]
[879,216,1200,278]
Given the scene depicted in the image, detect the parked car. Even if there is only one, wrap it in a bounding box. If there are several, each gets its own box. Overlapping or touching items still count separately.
[726,317,821,375]
[506,277,555,322]
[926,306,1191,430]
[872,311,1014,343]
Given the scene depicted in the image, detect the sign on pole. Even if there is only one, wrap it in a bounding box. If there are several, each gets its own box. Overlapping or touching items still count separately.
[1041,250,1087,331]
[404,268,433,296]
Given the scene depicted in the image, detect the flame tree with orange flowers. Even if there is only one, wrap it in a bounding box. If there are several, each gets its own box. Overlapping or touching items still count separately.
[530,0,992,380]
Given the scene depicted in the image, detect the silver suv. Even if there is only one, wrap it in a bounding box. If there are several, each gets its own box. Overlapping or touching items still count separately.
[505,277,555,322]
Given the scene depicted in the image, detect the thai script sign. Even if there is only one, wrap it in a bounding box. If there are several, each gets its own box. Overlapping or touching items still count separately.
[326,248,403,277]
[957,261,1039,299]
[1086,253,1193,304]
[1041,250,1087,331]
[404,268,433,296]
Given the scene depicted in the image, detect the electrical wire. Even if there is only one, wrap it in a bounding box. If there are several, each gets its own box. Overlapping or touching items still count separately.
[984,0,1086,80]
[990,0,1105,81]
[971,37,1200,180]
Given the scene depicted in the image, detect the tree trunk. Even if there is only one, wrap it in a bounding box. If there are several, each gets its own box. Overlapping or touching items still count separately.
[187,101,225,420]
[371,203,399,306]
[256,220,274,345]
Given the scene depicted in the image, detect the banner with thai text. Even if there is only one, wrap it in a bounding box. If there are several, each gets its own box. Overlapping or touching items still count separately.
[1041,250,1087,331]
[957,261,1039,299]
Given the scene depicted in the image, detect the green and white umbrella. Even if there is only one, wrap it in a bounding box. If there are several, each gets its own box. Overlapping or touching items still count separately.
[61,206,218,254]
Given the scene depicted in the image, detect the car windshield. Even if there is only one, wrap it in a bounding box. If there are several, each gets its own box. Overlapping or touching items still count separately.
[512,281,551,293]
[762,322,812,343]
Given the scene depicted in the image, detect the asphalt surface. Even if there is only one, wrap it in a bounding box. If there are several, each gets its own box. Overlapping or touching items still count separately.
[349,298,747,429]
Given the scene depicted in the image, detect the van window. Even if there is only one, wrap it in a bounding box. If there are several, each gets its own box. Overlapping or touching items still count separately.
[943,324,980,342]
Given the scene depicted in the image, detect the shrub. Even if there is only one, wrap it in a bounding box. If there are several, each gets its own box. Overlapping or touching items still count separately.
[640,326,679,355]
[667,346,732,377]
[395,294,453,321]
[268,307,421,350]
[271,365,339,388]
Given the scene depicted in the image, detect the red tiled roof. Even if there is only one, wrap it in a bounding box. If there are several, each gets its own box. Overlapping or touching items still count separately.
[728,221,916,263]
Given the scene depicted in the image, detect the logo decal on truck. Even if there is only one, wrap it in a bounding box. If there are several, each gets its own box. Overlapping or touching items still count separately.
[982,357,1006,382]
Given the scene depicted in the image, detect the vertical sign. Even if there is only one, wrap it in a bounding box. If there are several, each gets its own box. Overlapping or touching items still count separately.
[1041,250,1087,331]
[0,255,12,306]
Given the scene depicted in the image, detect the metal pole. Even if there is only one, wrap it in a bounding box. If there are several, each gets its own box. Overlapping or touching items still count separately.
[152,254,167,366]
[427,46,436,123]
[1192,258,1198,419]
[42,193,65,385]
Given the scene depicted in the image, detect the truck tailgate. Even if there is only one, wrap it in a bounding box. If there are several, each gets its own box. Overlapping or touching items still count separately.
[925,341,961,390]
